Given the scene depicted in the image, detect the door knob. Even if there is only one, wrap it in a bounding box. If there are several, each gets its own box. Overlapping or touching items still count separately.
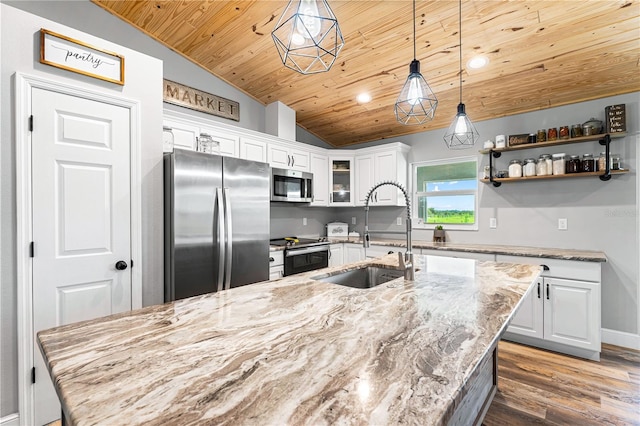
[115,260,128,270]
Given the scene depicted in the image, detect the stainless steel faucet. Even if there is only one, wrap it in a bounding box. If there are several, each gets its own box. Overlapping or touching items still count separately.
[363,181,414,280]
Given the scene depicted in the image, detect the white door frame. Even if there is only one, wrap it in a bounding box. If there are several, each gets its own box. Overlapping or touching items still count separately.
[15,72,143,425]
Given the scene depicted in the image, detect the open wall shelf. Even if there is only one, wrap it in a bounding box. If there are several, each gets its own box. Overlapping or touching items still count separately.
[479,132,627,154]
[480,169,629,184]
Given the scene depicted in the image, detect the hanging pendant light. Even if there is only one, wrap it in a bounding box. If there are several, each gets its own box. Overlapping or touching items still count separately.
[272,0,344,74]
[444,0,479,149]
[394,0,438,125]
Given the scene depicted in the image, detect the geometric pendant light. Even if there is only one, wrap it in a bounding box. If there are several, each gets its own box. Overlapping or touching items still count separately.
[443,0,479,149]
[394,0,438,125]
[272,0,344,74]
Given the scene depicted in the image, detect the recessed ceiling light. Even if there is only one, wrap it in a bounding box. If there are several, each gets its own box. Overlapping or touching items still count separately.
[356,93,372,103]
[467,55,489,69]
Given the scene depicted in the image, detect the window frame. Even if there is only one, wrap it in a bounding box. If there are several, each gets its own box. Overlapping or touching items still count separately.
[410,155,479,231]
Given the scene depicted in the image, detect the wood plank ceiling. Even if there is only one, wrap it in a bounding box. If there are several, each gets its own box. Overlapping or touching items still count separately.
[93,0,640,147]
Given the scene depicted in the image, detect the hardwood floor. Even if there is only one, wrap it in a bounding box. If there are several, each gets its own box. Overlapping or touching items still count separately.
[484,340,640,425]
[45,341,639,425]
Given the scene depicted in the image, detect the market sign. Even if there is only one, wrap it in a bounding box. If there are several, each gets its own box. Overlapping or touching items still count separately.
[163,79,240,122]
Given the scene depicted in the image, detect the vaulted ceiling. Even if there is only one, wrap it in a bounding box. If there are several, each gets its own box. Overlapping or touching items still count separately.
[92,0,640,147]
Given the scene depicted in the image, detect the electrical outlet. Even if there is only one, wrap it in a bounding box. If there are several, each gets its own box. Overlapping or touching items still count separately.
[352,217,356,225]
[303,217,307,226]
[489,218,497,229]
[397,217,402,226]
[558,218,568,230]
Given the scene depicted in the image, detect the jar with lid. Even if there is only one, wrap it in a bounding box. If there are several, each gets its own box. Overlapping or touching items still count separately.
[611,154,621,170]
[559,126,570,140]
[197,133,220,154]
[567,155,582,173]
[162,126,174,152]
[537,129,546,143]
[523,158,537,177]
[597,152,607,171]
[547,128,558,141]
[536,154,551,176]
[552,153,566,175]
[582,153,595,172]
[483,165,492,179]
[508,159,523,178]
[570,124,583,138]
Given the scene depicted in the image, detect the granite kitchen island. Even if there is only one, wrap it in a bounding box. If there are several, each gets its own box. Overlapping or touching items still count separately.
[38,254,541,426]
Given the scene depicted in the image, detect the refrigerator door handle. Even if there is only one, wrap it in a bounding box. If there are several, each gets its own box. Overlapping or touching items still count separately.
[223,187,233,290]
[216,188,225,293]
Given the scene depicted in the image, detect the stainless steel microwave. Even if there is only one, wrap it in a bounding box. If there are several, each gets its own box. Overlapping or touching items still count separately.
[270,167,313,203]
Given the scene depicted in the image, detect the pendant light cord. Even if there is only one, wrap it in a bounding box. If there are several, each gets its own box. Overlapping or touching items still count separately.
[413,0,417,60]
[458,0,462,103]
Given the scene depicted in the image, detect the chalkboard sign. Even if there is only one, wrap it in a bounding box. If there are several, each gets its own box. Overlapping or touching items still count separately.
[605,104,626,133]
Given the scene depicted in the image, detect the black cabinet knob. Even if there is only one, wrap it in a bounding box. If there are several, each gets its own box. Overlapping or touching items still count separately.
[115,261,128,270]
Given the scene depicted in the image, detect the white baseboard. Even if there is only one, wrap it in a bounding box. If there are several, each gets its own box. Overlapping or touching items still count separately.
[602,328,640,350]
[0,413,20,426]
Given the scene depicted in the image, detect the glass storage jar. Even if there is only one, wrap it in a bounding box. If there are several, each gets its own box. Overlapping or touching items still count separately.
[523,158,537,177]
[508,159,523,178]
[597,152,607,171]
[552,153,566,175]
[162,126,174,152]
[559,126,570,140]
[567,155,582,173]
[582,153,595,172]
[571,124,583,138]
[611,154,621,170]
[536,154,551,176]
[537,129,546,142]
[547,128,558,141]
[197,133,220,154]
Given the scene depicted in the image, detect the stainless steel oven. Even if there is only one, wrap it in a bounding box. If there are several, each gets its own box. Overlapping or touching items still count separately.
[270,237,329,276]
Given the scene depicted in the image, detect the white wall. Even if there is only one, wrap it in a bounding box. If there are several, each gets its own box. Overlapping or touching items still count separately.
[0,2,165,417]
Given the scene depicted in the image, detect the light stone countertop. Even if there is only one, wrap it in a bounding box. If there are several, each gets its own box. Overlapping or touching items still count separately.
[273,238,606,263]
[38,254,542,426]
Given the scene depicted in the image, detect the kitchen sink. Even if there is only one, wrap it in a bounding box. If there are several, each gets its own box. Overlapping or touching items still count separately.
[312,266,404,289]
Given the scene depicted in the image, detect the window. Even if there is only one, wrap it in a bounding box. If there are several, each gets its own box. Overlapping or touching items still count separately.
[411,156,478,230]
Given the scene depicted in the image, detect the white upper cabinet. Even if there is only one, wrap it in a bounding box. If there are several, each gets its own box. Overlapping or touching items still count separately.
[329,156,355,206]
[240,137,268,163]
[309,152,329,206]
[268,142,310,171]
[200,125,239,157]
[355,143,409,206]
[162,118,199,151]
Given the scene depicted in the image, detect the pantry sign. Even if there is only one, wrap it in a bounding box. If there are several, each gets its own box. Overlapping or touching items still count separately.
[40,29,125,85]
[163,79,240,122]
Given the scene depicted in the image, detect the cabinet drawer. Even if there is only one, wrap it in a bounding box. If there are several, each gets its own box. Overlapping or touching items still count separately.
[269,250,284,267]
[496,255,601,282]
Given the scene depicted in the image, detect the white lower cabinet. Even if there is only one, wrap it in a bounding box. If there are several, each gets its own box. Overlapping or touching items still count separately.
[365,244,399,259]
[497,255,601,360]
[269,251,284,280]
[344,243,365,263]
[329,244,344,267]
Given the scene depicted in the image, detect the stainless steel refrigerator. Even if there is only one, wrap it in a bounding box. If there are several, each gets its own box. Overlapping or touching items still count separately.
[164,149,270,301]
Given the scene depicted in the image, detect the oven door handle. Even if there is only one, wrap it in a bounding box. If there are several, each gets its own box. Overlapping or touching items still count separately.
[285,246,329,257]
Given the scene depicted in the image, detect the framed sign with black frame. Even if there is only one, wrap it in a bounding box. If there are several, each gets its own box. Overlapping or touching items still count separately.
[40,28,125,85]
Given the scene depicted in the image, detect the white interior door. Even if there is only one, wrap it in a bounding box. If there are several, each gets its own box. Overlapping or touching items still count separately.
[31,88,132,425]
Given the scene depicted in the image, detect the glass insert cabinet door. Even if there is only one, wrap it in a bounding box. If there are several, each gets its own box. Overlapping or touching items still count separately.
[329,157,354,206]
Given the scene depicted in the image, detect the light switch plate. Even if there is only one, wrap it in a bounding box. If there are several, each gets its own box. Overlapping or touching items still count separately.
[558,218,568,230]
[352,217,356,225]
[489,218,497,228]
[303,217,307,226]
[396,217,402,226]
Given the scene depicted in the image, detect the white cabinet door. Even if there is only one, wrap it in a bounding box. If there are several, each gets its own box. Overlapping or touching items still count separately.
[375,150,402,205]
[163,118,198,150]
[355,154,374,205]
[268,142,310,171]
[507,278,544,339]
[329,156,355,206]
[310,153,329,206]
[544,277,600,351]
[240,137,268,162]
[329,244,344,267]
[344,243,365,263]
[269,251,284,280]
[290,148,310,171]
